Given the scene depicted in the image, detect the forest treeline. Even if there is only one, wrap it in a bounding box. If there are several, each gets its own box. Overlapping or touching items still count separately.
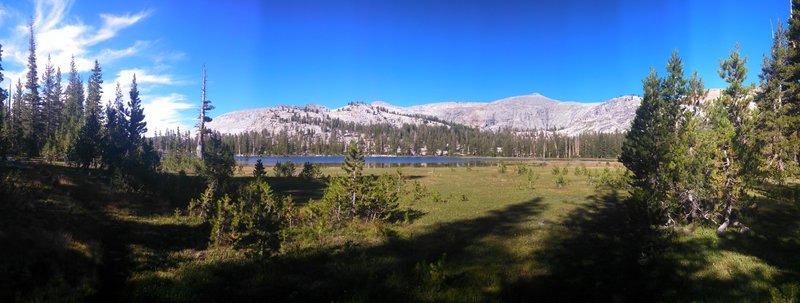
[151,123,626,159]
[0,22,158,185]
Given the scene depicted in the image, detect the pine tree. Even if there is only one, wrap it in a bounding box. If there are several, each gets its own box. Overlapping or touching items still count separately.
[86,60,103,122]
[11,81,24,155]
[74,61,104,169]
[342,140,365,217]
[22,20,42,156]
[60,56,84,160]
[40,55,61,160]
[619,69,664,223]
[0,44,6,157]
[41,55,57,139]
[669,72,715,223]
[786,1,800,166]
[127,74,146,146]
[253,159,266,178]
[715,44,755,233]
[102,83,128,171]
[756,22,794,182]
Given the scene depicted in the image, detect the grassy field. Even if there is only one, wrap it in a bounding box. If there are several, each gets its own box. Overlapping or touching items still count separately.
[2,161,799,302]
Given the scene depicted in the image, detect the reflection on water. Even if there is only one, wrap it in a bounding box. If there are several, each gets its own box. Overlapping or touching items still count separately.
[235,156,513,167]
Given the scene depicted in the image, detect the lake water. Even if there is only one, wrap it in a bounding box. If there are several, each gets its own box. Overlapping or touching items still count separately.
[235,156,509,167]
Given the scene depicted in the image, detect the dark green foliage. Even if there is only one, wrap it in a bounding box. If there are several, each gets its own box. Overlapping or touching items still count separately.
[203,178,291,258]
[188,181,217,220]
[755,22,795,182]
[59,56,84,160]
[299,161,321,179]
[101,83,128,172]
[202,132,235,185]
[210,194,234,246]
[0,44,7,157]
[620,67,671,223]
[127,74,146,146]
[253,159,266,178]
[22,20,43,157]
[41,56,63,162]
[714,44,756,233]
[73,108,103,169]
[73,61,104,169]
[231,179,291,258]
[10,81,23,155]
[216,121,625,158]
[343,141,364,179]
[273,160,296,177]
[309,142,401,224]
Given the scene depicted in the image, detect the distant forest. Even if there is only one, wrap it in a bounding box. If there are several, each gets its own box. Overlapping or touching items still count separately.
[152,124,626,159]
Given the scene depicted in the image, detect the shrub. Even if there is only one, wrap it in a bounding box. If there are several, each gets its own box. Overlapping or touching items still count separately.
[555,175,569,188]
[498,161,507,174]
[299,162,321,179]
[411,180,428,203]
[273,160,296,177]
[253,159,266,178]
[526,170,539,189]
[551,166,561,175]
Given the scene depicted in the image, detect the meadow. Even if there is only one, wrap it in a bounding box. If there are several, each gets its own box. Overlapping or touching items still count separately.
[2,160,798,302]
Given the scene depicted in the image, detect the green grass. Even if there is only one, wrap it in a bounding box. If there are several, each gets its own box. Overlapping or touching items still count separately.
[2,161,799,302]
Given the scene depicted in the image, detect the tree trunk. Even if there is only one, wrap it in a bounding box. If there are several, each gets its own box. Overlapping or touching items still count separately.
[717,196,734,234]
[196,65,207,160]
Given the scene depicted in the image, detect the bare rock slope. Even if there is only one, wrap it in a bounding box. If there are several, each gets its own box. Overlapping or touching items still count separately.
[207,93,649,136]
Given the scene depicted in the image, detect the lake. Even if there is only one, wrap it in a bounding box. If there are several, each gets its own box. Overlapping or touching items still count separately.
[235,156,510,167]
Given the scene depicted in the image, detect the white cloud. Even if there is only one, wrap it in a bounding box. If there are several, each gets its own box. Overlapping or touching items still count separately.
[142,93,195,136]
[101,68,178,100]
[97,40,150,62]
[3,0,193,137]
[3,0,151,84]
[85,10,151,46]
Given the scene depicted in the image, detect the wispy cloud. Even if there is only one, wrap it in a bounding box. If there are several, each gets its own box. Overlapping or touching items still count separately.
[142,93,195,135]
[85,10,151,46]
[102,68,178,98]
[4,0,152,80]
[3,0,194,137]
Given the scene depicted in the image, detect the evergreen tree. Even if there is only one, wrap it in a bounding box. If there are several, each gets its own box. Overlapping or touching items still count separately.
[10,81,24,155]
[342,140,365,217]
[40,55,61,160]
[619,69,665,223]
[41,55,58,139]
[0,44,7,157]
[787,0,800,165]
[715,44,755,233]
[60,56,84,160]
[669,72,716,223]
[102,83,128,172]
[74,62,104,169]
[127,74,146,146]
[22,20,42,156]
[253,159,266,178]
[756,22,794,182]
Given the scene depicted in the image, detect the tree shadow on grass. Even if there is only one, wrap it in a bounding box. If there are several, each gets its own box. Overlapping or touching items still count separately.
[717,183,800,285]
[123,197,546,302]
[500,190,782,302]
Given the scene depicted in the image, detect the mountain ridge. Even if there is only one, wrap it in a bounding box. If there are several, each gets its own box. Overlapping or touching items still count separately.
[206,90,722,137]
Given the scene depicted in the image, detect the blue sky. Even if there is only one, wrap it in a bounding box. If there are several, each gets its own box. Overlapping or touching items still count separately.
[0,0,791,134]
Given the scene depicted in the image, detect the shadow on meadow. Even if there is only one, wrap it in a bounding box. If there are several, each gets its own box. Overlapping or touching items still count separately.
[501,189,797,302]
[717,183,800,286]
[123,197,546,302]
